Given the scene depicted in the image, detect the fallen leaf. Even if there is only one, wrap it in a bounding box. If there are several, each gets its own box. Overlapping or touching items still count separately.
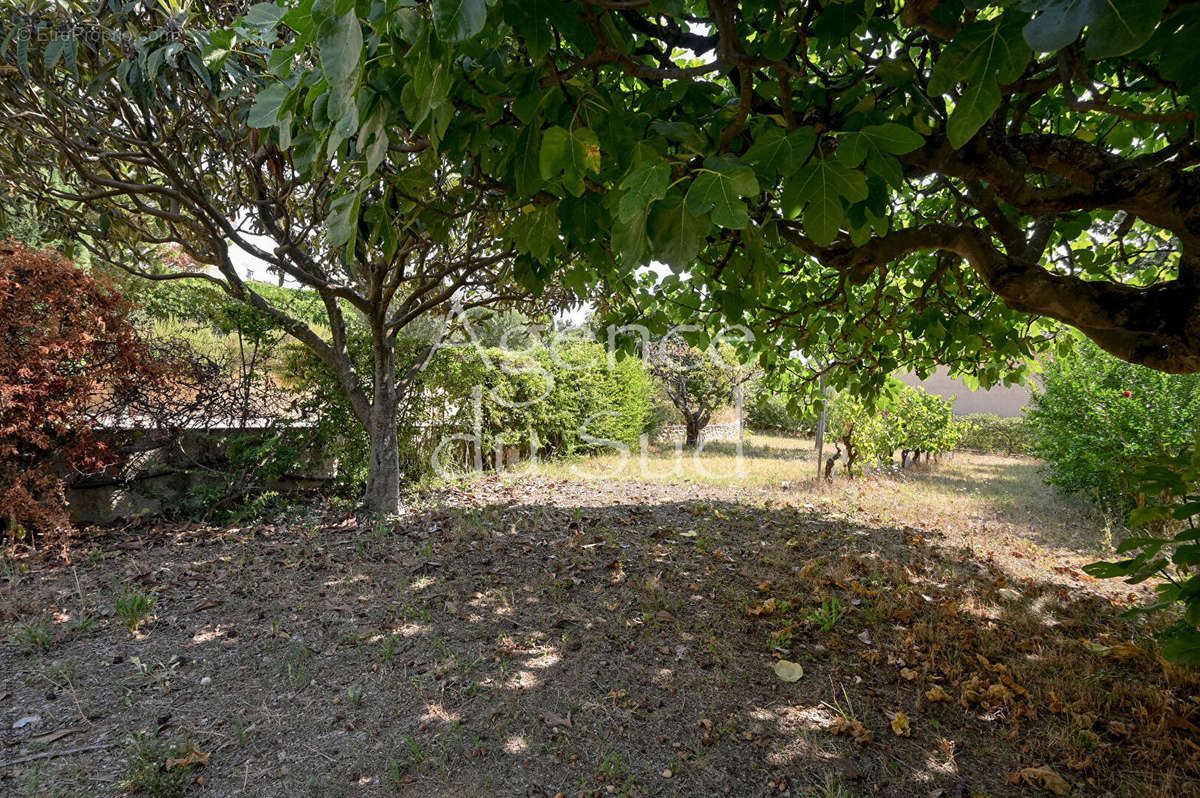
[166,744,210,770]
[890,711,911,737]
[829,716,873,745]
[772,660,804,682]
[542,711,573,729]
[1106,720,1131,737]
[30,726,84,744]
[746,598,778,617]
[924,686,951,703]
[1011,765,1070,795]
[900,667,918,681]
[1083,641,1144,660]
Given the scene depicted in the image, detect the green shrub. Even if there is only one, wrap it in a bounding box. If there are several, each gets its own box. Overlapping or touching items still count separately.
[288,337,655,485]
[747,394,813,434]
[1084,438,1200,664]
[827,381,963,474]
[136,278,328,329]
[828,390,901,474]
[1026,339,1200,514]
[957,413,1031,455]
[895,386,962,459]
[419,342,653,465]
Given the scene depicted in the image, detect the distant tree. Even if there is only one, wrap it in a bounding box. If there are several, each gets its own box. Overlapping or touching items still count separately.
[647,340,754,447]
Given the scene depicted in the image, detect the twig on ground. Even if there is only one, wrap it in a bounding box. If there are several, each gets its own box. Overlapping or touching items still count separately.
[0,742,116,768]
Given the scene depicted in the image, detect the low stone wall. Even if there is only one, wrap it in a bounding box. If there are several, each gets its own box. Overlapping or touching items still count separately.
[655,421,743,445]
[67,427,336,525]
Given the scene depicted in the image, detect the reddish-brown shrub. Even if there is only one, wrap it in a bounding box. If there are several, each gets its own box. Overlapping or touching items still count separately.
[0,241,152,540]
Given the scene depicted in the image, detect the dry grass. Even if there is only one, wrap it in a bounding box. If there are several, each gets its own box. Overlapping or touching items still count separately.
[1,440,1197,797]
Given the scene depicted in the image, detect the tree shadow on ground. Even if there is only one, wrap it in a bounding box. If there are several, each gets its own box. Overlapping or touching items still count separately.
[4,479,1194,797]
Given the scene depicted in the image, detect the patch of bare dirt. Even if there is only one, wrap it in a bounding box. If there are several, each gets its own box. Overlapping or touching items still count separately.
[2,471,1198,796]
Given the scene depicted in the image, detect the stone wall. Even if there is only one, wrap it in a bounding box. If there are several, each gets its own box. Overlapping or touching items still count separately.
[655,421,743,445]
[67,427,336,525]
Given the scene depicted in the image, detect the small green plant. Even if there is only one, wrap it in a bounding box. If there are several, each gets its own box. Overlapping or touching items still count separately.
[379,634,398,664]
[769,624,796,651]
[280,643,314,689]
[233,715,247,745]
[1,554,24,585]
[118,734,194,798]
[346,685,363,708]
[597,750,629,786]
[810,772,857,798]
[821,683,861,724]
[69,615,99,637]
[807,597,846,632]
[11,617,52,652]
[115,591,156,633]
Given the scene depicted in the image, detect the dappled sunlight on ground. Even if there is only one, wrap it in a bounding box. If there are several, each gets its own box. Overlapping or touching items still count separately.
[2,443,1197,796]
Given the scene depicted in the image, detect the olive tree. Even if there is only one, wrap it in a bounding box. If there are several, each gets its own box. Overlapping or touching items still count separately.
[0,3,541,514]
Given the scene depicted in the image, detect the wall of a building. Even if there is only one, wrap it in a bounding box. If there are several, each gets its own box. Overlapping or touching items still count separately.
[899,367,1032,417]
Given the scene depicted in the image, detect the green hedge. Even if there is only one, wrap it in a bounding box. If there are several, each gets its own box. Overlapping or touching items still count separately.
[288,338,655,486]
[746,394,813,434]
[956,414,1031,455]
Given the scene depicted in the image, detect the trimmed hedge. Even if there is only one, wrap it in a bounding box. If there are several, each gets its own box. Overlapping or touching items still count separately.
[957,414,1031,456]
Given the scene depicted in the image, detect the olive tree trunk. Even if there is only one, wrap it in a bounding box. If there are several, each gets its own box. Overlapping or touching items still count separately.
[363,326,402,516]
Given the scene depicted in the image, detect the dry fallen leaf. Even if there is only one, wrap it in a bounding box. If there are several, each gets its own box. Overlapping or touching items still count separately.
[746,598,778,617]
[1011,765,1070,795]
[30,726,84,745]
[890,711,911,737]
[166,744,210,770]
[925,686,951,703]
[1083,641,1144,661]
[900,667,918,681]
[772,660,804,682]
[829,717,874,745]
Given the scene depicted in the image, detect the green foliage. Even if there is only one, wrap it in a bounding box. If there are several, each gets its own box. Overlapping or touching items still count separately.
[895,386,963,457]
[136,279,328,332]
[114,591,155,634]
[829,381,962,474]
[1083,439,1200,665]
[747,393,813,435]
[958,414,1032,456]
[647,341,755,444]
[10,616,52,653]
[288,336,655,484]
[807,597,846,632]
[118,734,197,798]
[829,390,900,474]
[1026,339,1200,513]
[419,341,654,464]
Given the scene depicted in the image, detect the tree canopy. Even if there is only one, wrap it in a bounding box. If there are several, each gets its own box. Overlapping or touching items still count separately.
[4,0,1200,507]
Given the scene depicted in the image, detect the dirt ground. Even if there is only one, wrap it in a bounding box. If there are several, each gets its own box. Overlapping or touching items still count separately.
[2,448,1199,797]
